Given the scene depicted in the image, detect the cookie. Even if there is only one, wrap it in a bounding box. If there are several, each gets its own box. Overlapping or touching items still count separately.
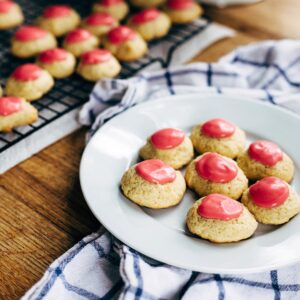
[190,118,246,159]
[121,159,186,209]
[139,128,194,169]
[130,0,166,8]
[163,0,203,24]
[81,12,118,37]
[0,96,38,132]
[237,140,294,183]
[11,25,57,58]
[242,177,300,225]
[92,0,129,21]
[63,28,99,58]
[6,64,54,101]
[186,194,258,243]
[128,8,171,41]
[103,25,148,61]
[0,0,24,29]
[185,152,248,199]
[36,5,81,37]
[77,49,121,81]
[36,48,76,79]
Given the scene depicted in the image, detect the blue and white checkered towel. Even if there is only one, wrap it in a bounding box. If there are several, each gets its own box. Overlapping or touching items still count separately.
[24,40,300,300]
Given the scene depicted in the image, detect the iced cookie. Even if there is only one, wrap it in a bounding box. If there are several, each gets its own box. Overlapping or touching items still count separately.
[185,152,248,199]
[0,96,38,132]
[63,28,99,58]
[130,0,166,8]
[11,25,57,58]
[36,48,76,79]
[139,128,194,169]
[186,193,258,243]
[242,177,300,225]
[77,49,121,81]
[121,159,186,209]
[6,64,54,101]
[36,5,80,37]
[0,0,24,29]
[81,12,118,37]
[190,118,246,159]
[103,26,148,61]
[128,8,171,41]
[237,140,294,183]
[163,0,203,24]
[92,0,129,21]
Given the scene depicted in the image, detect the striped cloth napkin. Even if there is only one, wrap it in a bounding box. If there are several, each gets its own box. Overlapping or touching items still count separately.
[23,40,300,300]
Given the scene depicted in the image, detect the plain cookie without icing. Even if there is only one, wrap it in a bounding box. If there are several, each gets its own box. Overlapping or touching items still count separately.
[130,0,166,8]
[92,0,129,21]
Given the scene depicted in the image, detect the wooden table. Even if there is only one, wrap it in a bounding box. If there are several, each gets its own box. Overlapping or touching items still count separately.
[1,0,299,298]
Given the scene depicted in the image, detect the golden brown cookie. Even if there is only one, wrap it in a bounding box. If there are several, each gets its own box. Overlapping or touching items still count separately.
[0,0,24,29]
[130,0,166,8]
[92,0,129,21]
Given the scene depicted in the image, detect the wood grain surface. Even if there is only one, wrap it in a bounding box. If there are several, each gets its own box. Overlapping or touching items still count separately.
[0,0,298,298]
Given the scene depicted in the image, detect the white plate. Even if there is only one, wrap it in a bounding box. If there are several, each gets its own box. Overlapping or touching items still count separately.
[80,94,300,274]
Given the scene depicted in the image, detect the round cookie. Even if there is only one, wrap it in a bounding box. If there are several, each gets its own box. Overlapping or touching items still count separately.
[186,194,258,243]
[237,140,294,183]
[0,0,24,30]
[6,64,54,101]
[130,0,166,8]
[63,28,99,58]
[190,118,246,159]
[185,152,248,199]
[163,0,203,24]
[81,12,118,37]
[139,128,194,169]
[36,5,80,37]
[121,159,186,209]
[77,49,121,81]
[0,96,38,132]
[92,0,129,21]
[103,26,148,61]
[37,48,76,79]
[11,25,57,58]
[128,8,171,42]
[242,176,300,225]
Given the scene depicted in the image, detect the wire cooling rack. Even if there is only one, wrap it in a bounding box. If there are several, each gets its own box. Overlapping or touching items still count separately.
[0,0,210,171]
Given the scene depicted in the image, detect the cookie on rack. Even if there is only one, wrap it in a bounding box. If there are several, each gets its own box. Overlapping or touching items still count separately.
[81,12,118,37]
[190,118,246,159]
[186,193,258,243]
[92,0,129,21]
[11,25,57,58]
[237,140,294,183]
[77,49,121,81]
[185,152,248,200]
[0,0,24,30]
[36,48,76,79]
[242,176,300,225]
[36,5,81,37]
[0,96,38,132]
[128,8,171,42]
[163,0,203,24]
[139,128,194,169]
[6,64,54,101]
[103,25,148,61]
[130,0,166,8]
[63,28,99,58]
[121,159,186,209]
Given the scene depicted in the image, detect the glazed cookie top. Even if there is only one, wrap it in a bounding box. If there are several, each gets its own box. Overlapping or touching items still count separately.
[167,0,194,10]
[80,49,112,65]
[12,64,43,81]
[0,96,23,116]
[135,159,176,184]
[248,140,283,167]
[150,128,185,149]
[197,193,243,220]
[0,0,14,13]
[15,26,48,42]
[201,118,236,138]
[85,12,116,26]
[131,8,161,24]
[249,176,289,208]
[107,26,136,44]
[65,28,93,43]
[42,5,72,18]
[99,0,124,6]
[196,153,238,183]
[39,48,69,64]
